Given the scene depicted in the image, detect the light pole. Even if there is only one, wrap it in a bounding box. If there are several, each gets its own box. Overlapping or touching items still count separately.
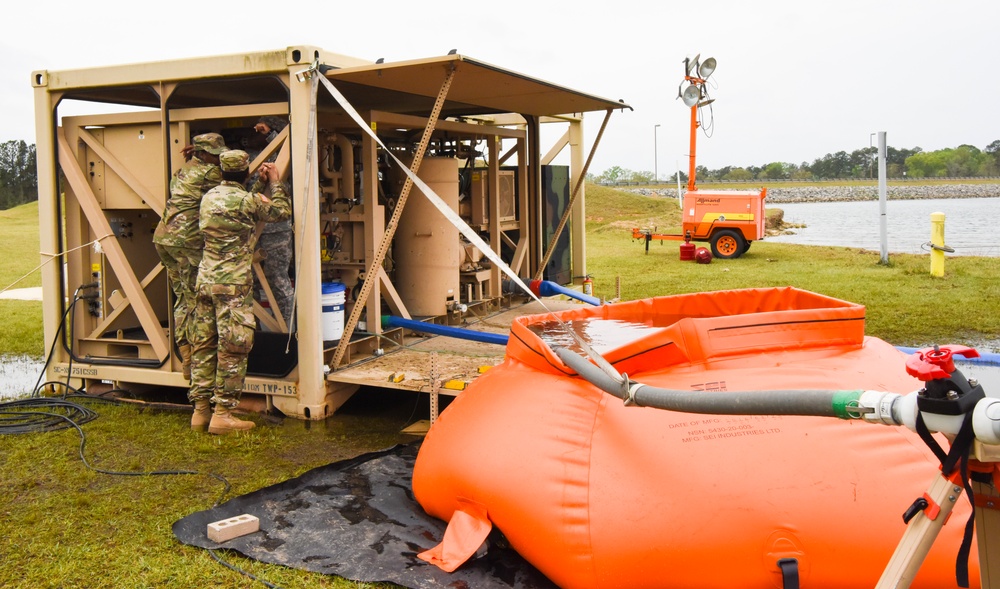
[654,124,661,182]
[869,132,876,179]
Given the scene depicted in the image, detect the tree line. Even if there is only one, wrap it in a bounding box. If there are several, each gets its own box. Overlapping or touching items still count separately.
[0,140,37,210]
[4,138,1000,210]
[591,140,1000,185]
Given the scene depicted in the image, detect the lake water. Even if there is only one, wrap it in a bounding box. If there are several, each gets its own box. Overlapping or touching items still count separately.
[761,196,1000,389]
[767,197,1000,256]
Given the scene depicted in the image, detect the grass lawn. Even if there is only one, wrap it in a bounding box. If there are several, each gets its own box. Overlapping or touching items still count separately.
[584,184,1000,350]
[1,183,999,588]
[0,201,44,357]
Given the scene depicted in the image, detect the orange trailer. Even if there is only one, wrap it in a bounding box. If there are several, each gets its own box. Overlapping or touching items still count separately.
[632,185,766,258]
[632,55,766,260]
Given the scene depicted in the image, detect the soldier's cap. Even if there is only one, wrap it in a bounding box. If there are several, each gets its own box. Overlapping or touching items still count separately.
[256,116,288,133]
[219,150,250,172]
[192,133,227,155]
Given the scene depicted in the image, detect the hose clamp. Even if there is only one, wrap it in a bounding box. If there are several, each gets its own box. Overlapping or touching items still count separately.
[624,378,644,407]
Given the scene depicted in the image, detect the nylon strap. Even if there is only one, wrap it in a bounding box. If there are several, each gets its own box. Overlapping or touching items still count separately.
[915,411,976,588]
[777,558,800,589]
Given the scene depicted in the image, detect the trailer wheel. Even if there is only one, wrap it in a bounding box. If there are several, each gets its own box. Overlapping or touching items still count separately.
[743,240,752,254]
[711,230,745,259]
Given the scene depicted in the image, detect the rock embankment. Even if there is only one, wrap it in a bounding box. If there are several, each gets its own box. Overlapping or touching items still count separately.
[766,184,1000,203]
[621,184,1000,203]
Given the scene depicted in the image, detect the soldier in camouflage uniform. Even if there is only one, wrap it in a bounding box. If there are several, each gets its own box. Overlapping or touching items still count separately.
[247,116,295,329]
[152,133,227,397]
[189,150,291,434]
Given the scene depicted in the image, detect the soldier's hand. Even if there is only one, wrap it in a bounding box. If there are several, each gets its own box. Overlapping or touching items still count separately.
[261,162,277,182]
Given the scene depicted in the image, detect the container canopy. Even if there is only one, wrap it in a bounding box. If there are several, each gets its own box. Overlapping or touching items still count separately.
[326,54,631,118]
[43,50,630,120]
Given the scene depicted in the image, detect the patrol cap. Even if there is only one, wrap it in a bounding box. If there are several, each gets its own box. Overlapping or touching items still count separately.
[192,133,227,155]
[219,150,250,172]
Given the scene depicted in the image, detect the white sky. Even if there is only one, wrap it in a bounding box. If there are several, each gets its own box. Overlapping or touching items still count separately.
[2,0,997,177]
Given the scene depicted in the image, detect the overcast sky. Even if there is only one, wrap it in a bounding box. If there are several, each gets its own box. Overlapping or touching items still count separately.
[3,0,997,177]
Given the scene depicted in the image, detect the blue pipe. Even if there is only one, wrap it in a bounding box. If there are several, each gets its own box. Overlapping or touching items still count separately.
[895,347,1000,367]
[382,315,509,346]
[531,279,601,306]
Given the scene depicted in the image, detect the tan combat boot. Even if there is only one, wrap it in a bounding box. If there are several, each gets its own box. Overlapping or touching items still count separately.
[191,399,212,432]
[178,343,193,381]
[208,405,256,435]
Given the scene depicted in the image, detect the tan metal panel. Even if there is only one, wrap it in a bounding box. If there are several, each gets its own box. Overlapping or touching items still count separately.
[56,129,169,361]
[328,54,629,117]
[39,47,367,92]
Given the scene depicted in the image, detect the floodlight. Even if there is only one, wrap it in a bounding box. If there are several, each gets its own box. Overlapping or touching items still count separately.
[681,84,702,107]
[697,99,716,108]
[698,57,717,79]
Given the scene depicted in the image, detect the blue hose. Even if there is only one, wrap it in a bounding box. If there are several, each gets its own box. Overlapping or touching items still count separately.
[531,280,601,306]
[382,315,509,346]
[895,347,1000,367]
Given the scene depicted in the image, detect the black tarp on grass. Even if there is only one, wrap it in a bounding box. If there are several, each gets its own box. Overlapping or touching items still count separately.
[172,443,556,589]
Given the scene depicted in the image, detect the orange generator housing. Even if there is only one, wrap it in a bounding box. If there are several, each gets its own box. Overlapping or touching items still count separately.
[631,187,767,260]
[682,187,766,257]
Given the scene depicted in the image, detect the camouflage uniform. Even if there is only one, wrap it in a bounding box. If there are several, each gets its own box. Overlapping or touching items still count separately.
[248,116,295,328]
[152,133,227,361]
[189,150,292,408]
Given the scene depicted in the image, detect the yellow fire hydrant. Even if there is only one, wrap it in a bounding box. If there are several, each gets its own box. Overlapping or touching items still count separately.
[930,212,946,277]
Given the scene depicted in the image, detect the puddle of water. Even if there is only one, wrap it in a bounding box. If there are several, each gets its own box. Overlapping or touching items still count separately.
[0,355,46,400]
[526,317,663,354]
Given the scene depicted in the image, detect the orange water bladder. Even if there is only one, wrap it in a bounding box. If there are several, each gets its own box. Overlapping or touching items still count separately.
[412,287,979,588]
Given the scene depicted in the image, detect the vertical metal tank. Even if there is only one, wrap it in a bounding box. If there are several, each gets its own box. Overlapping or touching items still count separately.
[391,157,460,316]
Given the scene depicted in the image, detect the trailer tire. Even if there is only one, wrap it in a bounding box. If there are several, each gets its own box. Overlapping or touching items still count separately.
[743,240,752,254]
[711,230,745,259]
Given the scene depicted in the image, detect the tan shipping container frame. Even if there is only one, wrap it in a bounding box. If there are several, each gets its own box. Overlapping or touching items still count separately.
[32,45,630,421]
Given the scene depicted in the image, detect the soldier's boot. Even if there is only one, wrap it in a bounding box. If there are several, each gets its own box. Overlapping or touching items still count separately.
[208,405,256,435]
[191,399,212,432]
[179,343,193,381]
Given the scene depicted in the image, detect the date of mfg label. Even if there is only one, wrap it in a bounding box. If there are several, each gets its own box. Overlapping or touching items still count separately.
[673,415,782,443]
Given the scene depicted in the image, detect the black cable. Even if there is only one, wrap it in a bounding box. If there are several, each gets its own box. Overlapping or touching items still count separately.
[36,380,83,397]
[207,549,284,589]
[64,288,164,368]
[6,293,234,499]
[0,397,98,433]
[14,282,266,586]
[401,386,426,430]
[0,395,232,502]
[30,289,78,398]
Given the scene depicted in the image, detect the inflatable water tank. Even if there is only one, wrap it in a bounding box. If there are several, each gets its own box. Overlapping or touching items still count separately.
[412,287,979,588]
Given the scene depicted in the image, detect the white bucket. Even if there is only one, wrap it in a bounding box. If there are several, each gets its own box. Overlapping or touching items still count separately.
[321,282,346,342]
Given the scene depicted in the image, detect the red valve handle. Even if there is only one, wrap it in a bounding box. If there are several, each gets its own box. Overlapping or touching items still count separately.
[905,345,980,381]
